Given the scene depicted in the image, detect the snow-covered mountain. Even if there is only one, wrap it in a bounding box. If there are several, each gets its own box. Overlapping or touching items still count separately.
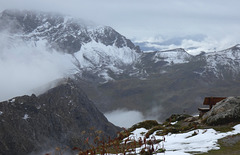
[137,44,240,80]
[140,48,193,66]
[1,9,240,82]
[201,44,240,79]
[1,9,240,121]
[152,48,193,64]
[0,9,140,83]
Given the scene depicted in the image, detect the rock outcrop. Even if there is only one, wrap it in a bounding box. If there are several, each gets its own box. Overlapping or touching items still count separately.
[202,96,240,125]
[0,79,120,155]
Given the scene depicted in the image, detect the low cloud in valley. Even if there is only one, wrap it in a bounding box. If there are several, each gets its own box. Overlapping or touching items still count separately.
[105,109,158,128]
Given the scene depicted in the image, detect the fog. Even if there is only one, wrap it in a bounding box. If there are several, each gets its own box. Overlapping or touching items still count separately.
[104,109,159,128]
[0,32,76,101]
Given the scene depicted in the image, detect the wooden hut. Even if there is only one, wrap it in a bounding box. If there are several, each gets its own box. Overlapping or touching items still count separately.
[198,97,226,117]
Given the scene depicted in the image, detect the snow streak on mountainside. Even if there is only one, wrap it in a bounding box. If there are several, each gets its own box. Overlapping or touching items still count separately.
[199,45,240,79]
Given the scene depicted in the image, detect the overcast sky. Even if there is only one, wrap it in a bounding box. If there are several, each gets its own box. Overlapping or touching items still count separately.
[0,0,240,49]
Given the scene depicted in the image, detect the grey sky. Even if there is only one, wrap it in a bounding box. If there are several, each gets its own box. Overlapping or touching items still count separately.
[0,0,240,43]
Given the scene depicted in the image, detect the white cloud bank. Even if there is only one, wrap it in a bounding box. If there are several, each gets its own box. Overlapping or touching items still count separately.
[136,35,239,55]
[0,33,76,101]
[104,109,158,128]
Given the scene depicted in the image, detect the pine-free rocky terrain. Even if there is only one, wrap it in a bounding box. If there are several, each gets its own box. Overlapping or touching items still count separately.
[0,9,240,154]
[0,79,120,155]
[1,10,240,120]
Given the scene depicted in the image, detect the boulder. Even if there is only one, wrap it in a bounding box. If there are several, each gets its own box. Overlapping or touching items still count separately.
[202,96,240,125]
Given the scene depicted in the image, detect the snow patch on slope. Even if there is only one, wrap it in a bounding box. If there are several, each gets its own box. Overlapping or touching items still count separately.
[125,124,240,155]
[153,49,192,65]
[74,40,139,70]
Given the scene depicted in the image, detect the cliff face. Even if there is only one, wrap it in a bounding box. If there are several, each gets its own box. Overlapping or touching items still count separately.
[0,79,120,155]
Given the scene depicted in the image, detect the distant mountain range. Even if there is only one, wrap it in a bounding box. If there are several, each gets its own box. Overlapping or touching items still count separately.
[133,34,207,52]
[1,9,240,121]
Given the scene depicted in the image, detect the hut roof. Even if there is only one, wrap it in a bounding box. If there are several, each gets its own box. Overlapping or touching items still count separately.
[203,97,226,105]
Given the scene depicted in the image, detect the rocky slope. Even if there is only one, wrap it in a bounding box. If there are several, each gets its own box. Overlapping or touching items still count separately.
[81,45,240,120]
[70,112,240,154]
[138,44,240,79]
[0,79,120,155]
[201,44,240,79]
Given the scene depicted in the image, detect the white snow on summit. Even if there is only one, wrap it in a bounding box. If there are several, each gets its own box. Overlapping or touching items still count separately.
[74,41,139,68]
[203,45,240,78]
[153,49,192,65]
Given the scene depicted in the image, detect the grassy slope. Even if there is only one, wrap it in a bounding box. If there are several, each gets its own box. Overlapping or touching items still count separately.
[47,117,240,154]
[72,117,240,154]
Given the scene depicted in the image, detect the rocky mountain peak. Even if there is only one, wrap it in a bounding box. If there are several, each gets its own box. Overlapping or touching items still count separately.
[91,26,141,52]
[162,48,187,53]
[0,78,120,155]
[206,44,240,58]
[0,9,64,33]
[152,48,193,65]
[231,44,240,49]
[0,9,141,82]
[0,9,140,54]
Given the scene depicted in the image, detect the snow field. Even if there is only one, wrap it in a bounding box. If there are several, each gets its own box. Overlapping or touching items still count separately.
[122,124,240,155]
